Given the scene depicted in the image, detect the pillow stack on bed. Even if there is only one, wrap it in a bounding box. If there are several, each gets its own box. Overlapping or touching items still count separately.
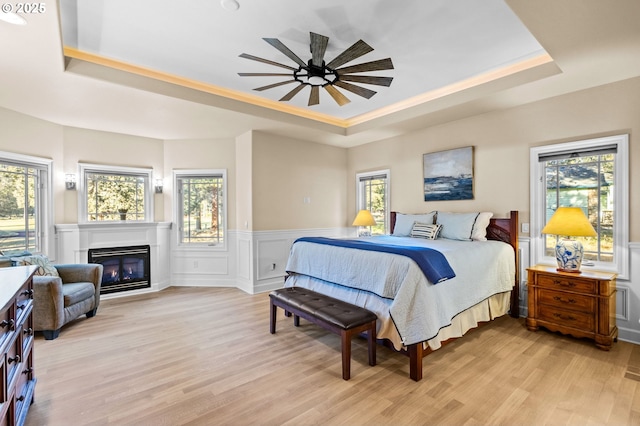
[393,211,493,241]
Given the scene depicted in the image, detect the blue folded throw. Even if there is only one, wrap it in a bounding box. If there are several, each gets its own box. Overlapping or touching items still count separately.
[295,237,456,284]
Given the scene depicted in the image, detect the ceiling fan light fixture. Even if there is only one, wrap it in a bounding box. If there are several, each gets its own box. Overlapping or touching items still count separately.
[220,0,239,12]
[0,11,27,25]
[306,76,326,86]
[239,32,393,107]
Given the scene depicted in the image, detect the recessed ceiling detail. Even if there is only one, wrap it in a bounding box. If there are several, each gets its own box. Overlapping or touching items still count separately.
[239,32,394,107]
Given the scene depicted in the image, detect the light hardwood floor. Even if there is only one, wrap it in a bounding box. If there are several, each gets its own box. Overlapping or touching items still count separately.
[25,287,640,425]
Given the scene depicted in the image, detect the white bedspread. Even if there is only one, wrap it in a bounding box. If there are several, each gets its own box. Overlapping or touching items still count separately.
[285,236,515,347]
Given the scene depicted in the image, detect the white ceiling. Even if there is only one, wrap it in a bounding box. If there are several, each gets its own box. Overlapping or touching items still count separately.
[1,0,640,147]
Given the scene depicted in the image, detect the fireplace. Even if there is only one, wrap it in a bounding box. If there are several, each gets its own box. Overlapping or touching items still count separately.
[88,245,151,294]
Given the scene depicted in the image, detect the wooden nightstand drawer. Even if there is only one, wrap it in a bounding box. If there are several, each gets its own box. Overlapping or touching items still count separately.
[538,305,594,332]
[538,288,595,313]
[537,274,596,294]
[527,265,617,350]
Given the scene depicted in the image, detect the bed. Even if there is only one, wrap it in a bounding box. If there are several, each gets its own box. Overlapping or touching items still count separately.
[284,210,519,381]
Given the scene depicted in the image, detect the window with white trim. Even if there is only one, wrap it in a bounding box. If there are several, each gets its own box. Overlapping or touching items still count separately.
[0,151,51,253]
[79,163,154,223]
[175,170,226,247]
[356,170,390,235]
[530,134,629,278]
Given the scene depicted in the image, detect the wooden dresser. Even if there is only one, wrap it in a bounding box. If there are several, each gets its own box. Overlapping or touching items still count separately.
[526,264,617,350]
[0,266,37,426]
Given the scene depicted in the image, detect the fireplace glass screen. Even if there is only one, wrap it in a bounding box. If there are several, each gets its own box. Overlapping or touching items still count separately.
[88,245,150,294]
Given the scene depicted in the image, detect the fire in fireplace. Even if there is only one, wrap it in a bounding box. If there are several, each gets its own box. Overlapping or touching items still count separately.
[88,245,150,294]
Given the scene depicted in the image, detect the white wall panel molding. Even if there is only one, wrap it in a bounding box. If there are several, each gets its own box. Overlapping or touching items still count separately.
[617,242,640,344]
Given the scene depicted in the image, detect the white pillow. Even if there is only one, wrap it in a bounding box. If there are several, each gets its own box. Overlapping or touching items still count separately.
[436,212,480,241]
[393,212,436,236]
[471,212,493,241]
[411,222,442,240]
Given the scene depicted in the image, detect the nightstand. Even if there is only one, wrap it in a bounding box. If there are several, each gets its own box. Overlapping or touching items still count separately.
[526,264,617,350]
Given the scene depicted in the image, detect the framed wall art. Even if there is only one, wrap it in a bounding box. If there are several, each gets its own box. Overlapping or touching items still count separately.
[423,146,474,201]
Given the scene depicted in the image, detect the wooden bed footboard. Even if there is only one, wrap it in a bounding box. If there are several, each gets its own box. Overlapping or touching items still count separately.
[390,210,520,382]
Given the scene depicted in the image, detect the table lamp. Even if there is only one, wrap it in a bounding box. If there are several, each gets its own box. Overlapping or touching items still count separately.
[541,206,597,273]
[352,210,376,237]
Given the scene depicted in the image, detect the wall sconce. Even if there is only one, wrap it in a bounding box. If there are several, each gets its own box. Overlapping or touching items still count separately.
[65,174,77,190]
[154,179,163,194]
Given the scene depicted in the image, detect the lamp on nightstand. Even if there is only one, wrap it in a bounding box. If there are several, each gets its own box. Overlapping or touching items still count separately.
[541,207,597,273]
[352,210,376,237]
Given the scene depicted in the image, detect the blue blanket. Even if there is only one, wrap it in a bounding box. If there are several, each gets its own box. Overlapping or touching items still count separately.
[294,237,456,284]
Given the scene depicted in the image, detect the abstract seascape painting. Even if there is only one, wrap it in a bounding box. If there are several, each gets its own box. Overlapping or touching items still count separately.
[423,146,474,201]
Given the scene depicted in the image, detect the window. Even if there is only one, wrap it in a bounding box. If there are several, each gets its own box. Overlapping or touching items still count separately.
[0,151,52,254]
[356,170,390,235]
[79,164,154,223]
[530,135,629,278]
[175,170,226,247]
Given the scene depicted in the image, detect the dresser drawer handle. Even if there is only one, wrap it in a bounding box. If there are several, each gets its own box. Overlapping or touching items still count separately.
[0,319,15,330]
[553,296,577,304]
[22,367,33,375]
[20,289,34,298]
[16,395,25,402]
[553,280,576,288]
[553,313,577,321]
[8,355,21,364]
[23,327,33,336]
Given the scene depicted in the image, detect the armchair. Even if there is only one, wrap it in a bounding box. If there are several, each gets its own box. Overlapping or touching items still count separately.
[32,264,104,340]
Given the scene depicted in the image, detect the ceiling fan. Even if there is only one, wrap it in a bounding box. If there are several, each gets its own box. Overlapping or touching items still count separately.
[238,32,394,107]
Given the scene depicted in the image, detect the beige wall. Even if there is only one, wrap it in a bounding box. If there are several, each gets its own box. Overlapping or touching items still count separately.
[235,131,253,231]
[62,126,165,222]
[348,76,640,241]
[251,131,348,231]
[0,108,65,222]
[3,76,639,238]
[163,137,237,229]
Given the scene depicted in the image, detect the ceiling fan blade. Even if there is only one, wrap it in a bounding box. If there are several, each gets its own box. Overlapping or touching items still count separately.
[310,32,329,67]
[333,81,377,99]
[325,39,373,69]
[263,38,307,68]
[323,85,350,106]
[339,75,393,87]
[238,73,293,77]
[337,58,394,74]
[279,84,306,101]
[239,53,297,71]
[253,80,298,91]
[308,86,320,106]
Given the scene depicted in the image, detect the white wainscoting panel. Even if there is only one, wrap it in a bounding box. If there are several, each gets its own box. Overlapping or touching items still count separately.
[170,230,238,289]
[518,237,531,318]
[617,242,640,344]
[247,227,349,294]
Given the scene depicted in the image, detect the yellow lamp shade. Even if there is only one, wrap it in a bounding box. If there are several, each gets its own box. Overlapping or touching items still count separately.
[352,210,376,227]
[541,207,597,237]
[542,207,596,273]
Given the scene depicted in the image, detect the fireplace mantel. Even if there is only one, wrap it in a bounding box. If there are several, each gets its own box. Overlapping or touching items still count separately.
[56,222,172,232]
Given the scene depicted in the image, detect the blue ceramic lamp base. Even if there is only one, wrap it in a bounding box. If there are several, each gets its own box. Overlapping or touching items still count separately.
[555,238,585,273]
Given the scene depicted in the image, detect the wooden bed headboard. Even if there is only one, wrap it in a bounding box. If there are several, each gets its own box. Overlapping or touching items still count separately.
[389,210,520,317]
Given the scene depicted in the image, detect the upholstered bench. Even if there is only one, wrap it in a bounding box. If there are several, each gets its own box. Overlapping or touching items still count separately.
[269,287,377,380]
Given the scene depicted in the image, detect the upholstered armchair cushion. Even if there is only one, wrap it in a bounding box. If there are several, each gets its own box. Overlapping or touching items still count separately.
[33,263,103,340]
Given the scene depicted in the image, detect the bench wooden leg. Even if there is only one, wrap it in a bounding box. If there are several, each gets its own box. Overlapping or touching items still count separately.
[341,330,351,380]
[293,315,300,327]
[270,299,277,334]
